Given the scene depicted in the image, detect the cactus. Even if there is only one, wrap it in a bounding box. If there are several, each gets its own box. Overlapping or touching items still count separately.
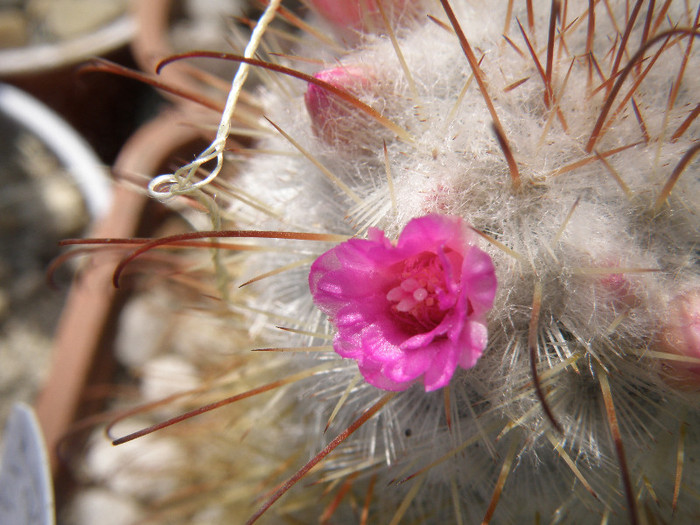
[75,1,700,523]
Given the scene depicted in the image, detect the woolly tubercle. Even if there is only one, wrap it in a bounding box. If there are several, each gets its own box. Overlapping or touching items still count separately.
[304,65,376,146]
[309,214,497,391]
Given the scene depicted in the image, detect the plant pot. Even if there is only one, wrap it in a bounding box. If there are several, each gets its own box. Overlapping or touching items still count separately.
[34,106,206,513]
[0,81,114,523]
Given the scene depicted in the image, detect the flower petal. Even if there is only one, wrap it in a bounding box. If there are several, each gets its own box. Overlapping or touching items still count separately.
[461,246,498,315]
[457,321,489,369]
[397,214,470,254]
[423,340,461,391]
[382,345,437,384]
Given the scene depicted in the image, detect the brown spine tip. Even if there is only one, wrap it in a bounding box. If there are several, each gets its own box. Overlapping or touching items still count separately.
[598,365,640,525]
[529,282,563,434]
[492,122,521,190]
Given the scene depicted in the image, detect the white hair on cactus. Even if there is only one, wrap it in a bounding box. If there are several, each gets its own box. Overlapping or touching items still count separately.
[85,0,700,523]
[219,1,700,522]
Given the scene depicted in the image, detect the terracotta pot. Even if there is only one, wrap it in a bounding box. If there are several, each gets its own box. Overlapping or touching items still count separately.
[35,107,205,506]
[0,81,113,525]
[35,1,258,513]
[131,0,240,108]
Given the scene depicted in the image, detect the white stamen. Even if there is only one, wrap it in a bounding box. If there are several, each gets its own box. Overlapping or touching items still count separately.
[413,288,428,301]
[387,287,404,302]
[397,298,417,312]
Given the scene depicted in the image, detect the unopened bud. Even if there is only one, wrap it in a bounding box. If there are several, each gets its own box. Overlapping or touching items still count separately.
[304,65,373,146]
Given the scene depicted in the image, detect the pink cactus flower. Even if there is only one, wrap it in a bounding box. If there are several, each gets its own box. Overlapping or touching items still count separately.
[309,215,497,391]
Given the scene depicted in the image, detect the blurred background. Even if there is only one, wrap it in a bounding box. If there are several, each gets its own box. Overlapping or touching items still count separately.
[0,1,262,520]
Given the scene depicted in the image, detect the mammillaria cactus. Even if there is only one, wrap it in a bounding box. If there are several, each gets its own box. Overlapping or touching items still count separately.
[73,1,699,523]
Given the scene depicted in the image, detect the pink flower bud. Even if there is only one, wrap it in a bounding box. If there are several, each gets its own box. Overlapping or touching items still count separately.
[597,263,640,309]
[310,0,410,32]
[304,65,373,146]
[309,214,498,392]
[658,288,700,385]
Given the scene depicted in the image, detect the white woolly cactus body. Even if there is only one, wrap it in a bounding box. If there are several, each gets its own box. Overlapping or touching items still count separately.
[92,0,700,524]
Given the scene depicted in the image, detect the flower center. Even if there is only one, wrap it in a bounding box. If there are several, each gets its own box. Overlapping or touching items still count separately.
[386,251,457,333]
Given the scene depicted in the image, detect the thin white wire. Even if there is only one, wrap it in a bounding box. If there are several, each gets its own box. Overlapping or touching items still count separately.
[148,0,282,200]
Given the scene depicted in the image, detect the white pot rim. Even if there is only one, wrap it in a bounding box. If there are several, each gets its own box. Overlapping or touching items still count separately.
[0,15,135,76]
[0,82,113,219]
